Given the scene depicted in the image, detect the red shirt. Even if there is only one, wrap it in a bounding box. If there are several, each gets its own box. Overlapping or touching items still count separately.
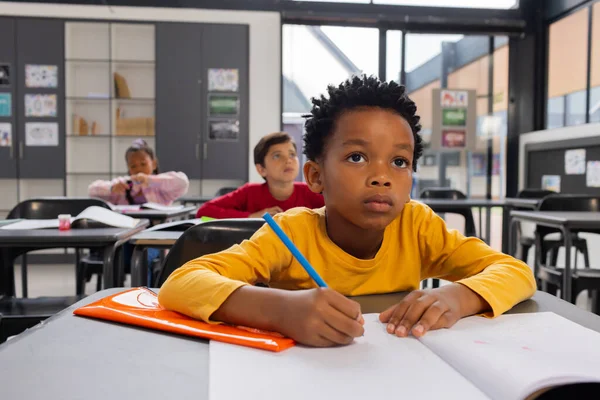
[196,182,325,219]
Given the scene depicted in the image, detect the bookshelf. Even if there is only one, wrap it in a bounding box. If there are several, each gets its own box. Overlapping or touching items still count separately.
[65,22,155,197]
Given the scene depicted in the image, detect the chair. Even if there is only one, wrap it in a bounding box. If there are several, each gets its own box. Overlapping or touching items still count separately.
[515,189,555,263]
[156,218,265,287]
[7,197,112,297]
[215,187,238,197]
[535,195,600,311]
[419,188,477,237]
[419,188,476,289]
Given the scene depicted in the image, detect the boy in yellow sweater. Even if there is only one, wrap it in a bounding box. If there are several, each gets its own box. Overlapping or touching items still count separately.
[159,76,536,347]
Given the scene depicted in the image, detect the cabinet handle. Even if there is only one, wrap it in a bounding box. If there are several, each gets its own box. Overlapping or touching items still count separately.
[203,143,208,160]
[19,142,23,159]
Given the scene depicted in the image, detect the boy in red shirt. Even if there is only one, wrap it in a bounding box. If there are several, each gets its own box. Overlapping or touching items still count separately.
[196,132,324,219]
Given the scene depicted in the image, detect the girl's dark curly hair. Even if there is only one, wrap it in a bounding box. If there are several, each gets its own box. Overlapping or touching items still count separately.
[303,75,424,172]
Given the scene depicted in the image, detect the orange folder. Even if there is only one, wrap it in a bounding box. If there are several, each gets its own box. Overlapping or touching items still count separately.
[73,287,295,352]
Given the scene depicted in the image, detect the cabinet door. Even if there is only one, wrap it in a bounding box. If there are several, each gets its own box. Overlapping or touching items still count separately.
[155,22,203,180]
[16,18,66,179]
[0,18,18,179]
[201,24,249,181]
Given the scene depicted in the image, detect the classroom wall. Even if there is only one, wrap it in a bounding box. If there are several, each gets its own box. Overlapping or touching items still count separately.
[0,2,281,184]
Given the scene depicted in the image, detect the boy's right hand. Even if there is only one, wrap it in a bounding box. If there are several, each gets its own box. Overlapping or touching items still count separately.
[277,288,365,347]
[111,180,129,194]
[249,206,283,218]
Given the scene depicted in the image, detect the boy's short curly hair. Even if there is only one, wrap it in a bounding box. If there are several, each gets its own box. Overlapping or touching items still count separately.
[303,75,424,172]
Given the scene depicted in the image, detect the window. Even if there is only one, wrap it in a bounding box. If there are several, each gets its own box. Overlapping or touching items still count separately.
[591,3,600,123]
[566,90,587,126]
[547,96,565,129]
[591,86,600,123]
[375,0,518,8]
[386,30,402,83]
[547,8,589,128]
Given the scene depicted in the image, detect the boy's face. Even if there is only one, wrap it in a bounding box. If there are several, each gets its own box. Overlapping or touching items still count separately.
[305,107,414,231]
[256,141,299,183]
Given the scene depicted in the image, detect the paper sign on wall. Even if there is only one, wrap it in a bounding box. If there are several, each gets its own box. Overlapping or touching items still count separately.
[587,161,600,187]
[0,64,10,86]
[0,93,11,117]
[565,149,586,175]
[0,123,11,147]
[25,94,57,117]
[208,120,239,141]
[441,129,466,148]
[208,68,239,92]
[25,64,58,88]
[441,90,468,107]
[542,175,561,192]
[25,122,58,146]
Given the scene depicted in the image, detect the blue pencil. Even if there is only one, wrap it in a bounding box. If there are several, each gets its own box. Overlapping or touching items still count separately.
[263,213,328,288]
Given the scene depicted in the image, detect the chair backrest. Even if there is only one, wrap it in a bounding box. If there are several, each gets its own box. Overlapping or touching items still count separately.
[419,188,476,237]
[517,189,555,199]
[419,187,467,200]
[215,187,238,197]
[157,218,265,286]
[537,194,600,237]
[7,197,112,219]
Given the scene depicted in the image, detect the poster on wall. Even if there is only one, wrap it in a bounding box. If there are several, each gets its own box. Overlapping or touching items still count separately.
[0,93,11,117]
[565,148,586,175]
[441,90,468,107]
[25,94,57,117]
[0,123,11,147]
[208,120,239,141]
[208,94,240,116]
[25,122,58,146]
[208,68,239,92]
[441,129,466,148]
[587,161,600,187]
[25,64,58,88]
[541,175,561,192]
[0,64,10,86]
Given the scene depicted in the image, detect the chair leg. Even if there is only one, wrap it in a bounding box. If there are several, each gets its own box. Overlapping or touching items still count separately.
[550,248,559,267]
[592,291,600,315]
[520,244,531,263]
[582,242,590,268]
[75,249,85,296]
[96,271,103,292]
[21,254,28,298]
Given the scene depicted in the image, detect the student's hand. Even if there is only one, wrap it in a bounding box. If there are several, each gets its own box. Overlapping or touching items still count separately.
[249,206,283,218]
[131,173,150,187]
[111,180,129,194]
[276,288,365,347]
[379,284,488,338]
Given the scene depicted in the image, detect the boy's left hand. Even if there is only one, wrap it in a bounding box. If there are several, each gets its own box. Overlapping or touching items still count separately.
[379,284,488,338]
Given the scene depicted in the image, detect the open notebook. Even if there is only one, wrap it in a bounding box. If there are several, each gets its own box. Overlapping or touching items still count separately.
[110,202,185,212]
[211,313,600,400]
[1,206,139,230]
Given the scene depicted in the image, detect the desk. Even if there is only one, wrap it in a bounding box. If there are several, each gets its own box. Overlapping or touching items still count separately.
[120,206,196,225]
[178,196,213,206]
[129,230,184,286]
[0,222,149,296]
[504,197,540,210]
[509,211,600,302]
[0,288,598,400]
[422,199,506,245]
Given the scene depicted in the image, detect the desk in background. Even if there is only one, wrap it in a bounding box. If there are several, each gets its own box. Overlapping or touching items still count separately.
[422,198,506,245]
[178,196,214,207]
[0,222,149,296]
[0,288,598,400]
[120,206,196,226]
[509,211,600,302]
